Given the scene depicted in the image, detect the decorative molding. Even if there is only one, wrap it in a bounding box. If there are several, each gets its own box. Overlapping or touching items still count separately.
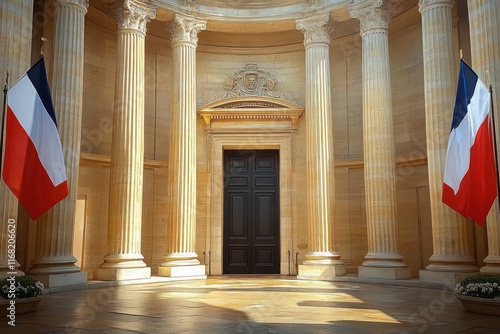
[166,13,207,45]
[334,152,428,169]
[80,153,167,169]
[206,63,296,104]
[418,0,454,12]
[296,13,335,46]
[181,0,195,7]
[56,0,89,11]
[198,96,304,130]
[110,0,156,34]
[348,0,395,33]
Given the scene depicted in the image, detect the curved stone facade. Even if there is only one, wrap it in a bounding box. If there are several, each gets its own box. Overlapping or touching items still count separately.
[1,0,497,284]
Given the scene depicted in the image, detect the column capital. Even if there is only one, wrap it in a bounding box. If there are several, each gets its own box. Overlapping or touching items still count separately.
[111,0,156,35]
[55,0,89,12]
[418,0,454,12]
[166,13,207,46]
[348,0,393,33]
[295,13,336,46]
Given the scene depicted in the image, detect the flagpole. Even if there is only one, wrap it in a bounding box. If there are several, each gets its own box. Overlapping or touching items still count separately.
[489,84,500,213]
[0,71,8,173]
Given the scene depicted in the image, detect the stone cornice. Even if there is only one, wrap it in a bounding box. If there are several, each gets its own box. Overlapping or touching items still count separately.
[166,13,207,46]
[295,13,335,46]
[110,0,157,34]
[348,0,394,33]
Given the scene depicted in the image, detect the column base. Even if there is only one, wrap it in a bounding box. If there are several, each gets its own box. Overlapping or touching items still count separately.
[0,269,24,280]
[31,271,87,288]
[480,264,500,275]
[158,265,206,278]
[94,267,151,281]
[297,263,346,280]
[480,256,500,275]
[358,266,411,280]
[419,269,476,286]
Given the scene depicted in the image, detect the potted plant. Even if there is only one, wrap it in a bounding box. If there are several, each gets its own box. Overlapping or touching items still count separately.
[0,275,45,316]
[455,274,500,316]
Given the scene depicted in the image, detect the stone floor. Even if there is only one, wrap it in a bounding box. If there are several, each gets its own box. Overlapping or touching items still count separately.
[1,276,500,334]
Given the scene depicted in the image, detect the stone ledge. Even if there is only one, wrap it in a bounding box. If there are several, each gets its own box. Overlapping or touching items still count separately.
[358,267,412,280]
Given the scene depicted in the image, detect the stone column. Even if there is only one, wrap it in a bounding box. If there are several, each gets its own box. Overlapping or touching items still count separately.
[94,0,155,281]
[468,0,500,275]
[349,0,410,279]
[418,0,477,284]
[158,14,206,278]
[28,0,88,288]
[0,0,33,279]
[295,14,345,280]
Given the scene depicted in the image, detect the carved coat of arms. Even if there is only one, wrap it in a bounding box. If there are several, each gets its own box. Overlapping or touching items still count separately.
[207,63,295,104]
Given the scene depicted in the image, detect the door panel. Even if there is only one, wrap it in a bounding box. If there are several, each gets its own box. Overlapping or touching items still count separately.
[224,150,280,274]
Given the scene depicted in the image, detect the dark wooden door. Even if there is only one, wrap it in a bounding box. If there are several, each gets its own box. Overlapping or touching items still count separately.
[223,150,280,274]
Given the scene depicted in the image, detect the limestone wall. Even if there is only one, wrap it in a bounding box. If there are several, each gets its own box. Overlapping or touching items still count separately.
[17,3,486,278]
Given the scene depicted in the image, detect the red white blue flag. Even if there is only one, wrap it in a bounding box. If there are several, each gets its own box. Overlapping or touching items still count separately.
[2,58,68,220]
[442,59,497,226]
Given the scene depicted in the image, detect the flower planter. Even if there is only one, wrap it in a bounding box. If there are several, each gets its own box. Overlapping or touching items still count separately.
[0,296,42,316]
[456,294,500,316]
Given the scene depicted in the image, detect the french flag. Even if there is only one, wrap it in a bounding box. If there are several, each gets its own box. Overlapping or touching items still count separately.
[2,58,68,220]
[442,59,498,226]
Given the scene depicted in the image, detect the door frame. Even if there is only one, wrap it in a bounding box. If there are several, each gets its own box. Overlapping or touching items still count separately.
[206,133,294,275]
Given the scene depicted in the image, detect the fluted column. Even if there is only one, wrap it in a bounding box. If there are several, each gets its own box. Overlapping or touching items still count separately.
[159,14,207,278]
[468,0,500,275]
[94,0,155,281]
[295,14,345,280]
[27,0,88,287]
[0,0,32,279]
[349,0,410,279]
[418,0,477,284]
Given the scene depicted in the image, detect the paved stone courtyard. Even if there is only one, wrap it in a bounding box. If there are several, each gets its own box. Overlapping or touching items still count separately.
[1,276,500,333]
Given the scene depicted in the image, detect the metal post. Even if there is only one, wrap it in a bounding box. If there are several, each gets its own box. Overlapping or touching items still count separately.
[295,252,299,276]
[208,250,211,276]
[0,72,9,172]
[489,85,500,214]
[287,250,291,275]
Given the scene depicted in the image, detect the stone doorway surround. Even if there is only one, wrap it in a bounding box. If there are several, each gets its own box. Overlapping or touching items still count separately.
[198,95,303,275]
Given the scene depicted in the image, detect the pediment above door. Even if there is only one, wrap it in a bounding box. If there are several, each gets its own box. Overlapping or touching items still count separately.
[198,96,304,131]
[198,63,303,131]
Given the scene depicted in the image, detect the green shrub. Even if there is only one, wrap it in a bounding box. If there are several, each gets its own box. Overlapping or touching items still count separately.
[0,275,45,299]
[455,274,500,298]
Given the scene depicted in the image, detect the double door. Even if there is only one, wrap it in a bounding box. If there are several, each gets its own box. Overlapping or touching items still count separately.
[223,150,280,274]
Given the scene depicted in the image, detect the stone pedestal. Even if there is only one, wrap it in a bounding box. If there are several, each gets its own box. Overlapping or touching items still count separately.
[358,267,411,280]
[28,0,89,287]
[468,0,500,275]
[295,14,345,279]
[95,1,155,281]
[159,14,207,279]
[93,268,151,281]
[349,0,409,279]
[31,272,87,288]
[298,264,346,281]
[419,270,473,286]
[418,0,477,283]
[158,265,206,278]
